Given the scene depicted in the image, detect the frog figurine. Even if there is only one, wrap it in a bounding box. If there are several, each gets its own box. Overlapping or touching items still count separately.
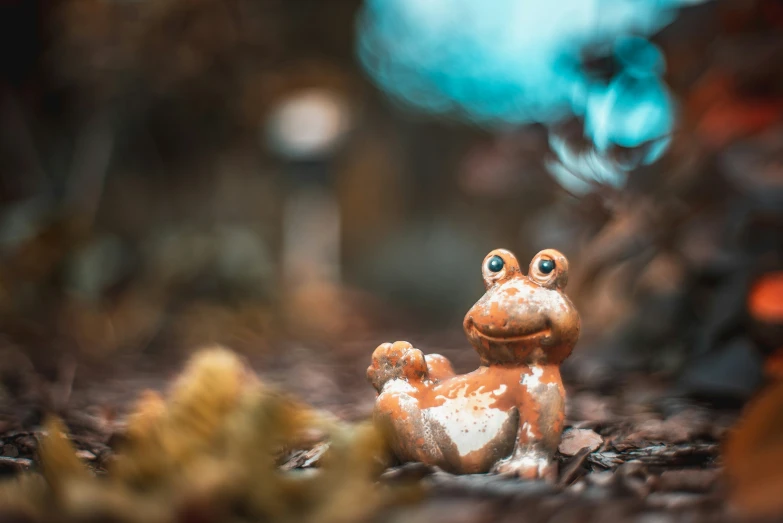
[367,248,580,479]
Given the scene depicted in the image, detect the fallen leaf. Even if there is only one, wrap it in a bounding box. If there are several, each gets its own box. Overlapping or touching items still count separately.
[724,380,783,518]
[558,428,603,456]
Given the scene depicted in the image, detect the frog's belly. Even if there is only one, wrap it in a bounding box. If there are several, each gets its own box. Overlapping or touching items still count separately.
[420,386,519,473]
[376,382,519,473]
[424,402,511,455]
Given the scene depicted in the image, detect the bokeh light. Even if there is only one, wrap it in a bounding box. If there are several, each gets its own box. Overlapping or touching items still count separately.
[357,0,706,192]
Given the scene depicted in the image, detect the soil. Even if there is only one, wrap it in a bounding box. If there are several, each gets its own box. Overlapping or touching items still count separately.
[0,328,744,522]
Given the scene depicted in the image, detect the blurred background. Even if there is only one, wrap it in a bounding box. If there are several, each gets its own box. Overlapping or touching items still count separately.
[0,0,782,421]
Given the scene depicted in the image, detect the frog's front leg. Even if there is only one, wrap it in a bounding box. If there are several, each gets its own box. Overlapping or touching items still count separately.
[423,353,455,381]
[492,372,566,481]
[367,341,429,392]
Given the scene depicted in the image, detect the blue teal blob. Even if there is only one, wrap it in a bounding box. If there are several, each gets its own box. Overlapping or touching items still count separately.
[357,0,700,187]
[614,35,666,77]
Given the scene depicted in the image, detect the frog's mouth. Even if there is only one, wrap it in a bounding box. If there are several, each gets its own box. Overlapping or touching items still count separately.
[469,324,552,343]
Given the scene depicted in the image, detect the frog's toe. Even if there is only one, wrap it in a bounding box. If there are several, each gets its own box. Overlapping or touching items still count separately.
[367,341,428,392]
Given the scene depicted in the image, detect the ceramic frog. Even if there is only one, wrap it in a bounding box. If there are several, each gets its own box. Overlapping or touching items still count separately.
[367,248,580,479]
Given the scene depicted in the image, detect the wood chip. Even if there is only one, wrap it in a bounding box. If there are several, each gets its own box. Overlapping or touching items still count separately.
[380,462,435,483]
[559,447,591,487]
[279,441,329,471]
[588,451,623,469]
[621,444,719,467]
[558,428,603,456]
[0,456,33,471]
[75,449,96,461]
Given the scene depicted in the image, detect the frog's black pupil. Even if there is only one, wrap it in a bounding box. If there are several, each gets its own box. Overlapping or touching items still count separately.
[487,255,504,273]
[539,259,555,274]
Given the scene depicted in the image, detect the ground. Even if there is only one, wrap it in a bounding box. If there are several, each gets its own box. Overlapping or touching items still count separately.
[0,329,743,522]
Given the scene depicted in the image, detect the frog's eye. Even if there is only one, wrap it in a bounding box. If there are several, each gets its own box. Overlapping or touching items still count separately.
[487,255,504,273]
[538,259,555,274]
[481,249,518,288]
[528,249,569,290]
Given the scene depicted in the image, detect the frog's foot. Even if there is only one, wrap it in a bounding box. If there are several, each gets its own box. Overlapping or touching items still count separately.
[492,452,557,481]
[367,341,428,392]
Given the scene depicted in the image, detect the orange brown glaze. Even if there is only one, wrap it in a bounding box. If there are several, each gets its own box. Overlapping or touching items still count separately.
[367,249,580,478]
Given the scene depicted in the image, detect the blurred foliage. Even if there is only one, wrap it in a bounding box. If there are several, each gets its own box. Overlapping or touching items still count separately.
[0,347,416,523]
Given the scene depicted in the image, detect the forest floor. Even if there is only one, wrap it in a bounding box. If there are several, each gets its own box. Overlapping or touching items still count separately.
[0,329,744,522]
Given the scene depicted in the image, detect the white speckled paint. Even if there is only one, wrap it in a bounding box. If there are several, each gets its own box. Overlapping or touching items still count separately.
[383,379,418,395]
[424,384,509,456]
[517,454,550,475]
[521,365,544,388]
[522,421,536,440]
[481,279,567,315]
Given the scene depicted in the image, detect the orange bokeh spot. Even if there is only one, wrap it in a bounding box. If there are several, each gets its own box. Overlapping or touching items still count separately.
[748,272,783,323]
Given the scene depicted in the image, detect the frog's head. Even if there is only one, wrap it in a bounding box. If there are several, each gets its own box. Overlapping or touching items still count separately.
[463,248,580,366]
